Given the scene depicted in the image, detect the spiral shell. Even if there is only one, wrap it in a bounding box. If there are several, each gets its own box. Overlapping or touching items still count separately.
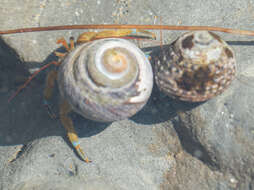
[57,38,153,122]
[153,31,236,102]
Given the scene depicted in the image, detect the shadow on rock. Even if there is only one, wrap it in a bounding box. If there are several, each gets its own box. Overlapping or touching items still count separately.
[131,83,203,124]
[0,38,109,147]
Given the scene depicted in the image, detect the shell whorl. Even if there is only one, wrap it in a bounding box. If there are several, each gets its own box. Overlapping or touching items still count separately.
[86,40,139,88]
[57,38,153,122]
[153,31,236,102]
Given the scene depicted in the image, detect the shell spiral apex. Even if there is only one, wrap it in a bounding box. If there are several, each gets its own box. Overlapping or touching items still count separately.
[153,31,236,102]
[57,38,153,122]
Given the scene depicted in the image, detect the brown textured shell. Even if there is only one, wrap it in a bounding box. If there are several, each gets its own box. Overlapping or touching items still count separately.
[153,31,236,102]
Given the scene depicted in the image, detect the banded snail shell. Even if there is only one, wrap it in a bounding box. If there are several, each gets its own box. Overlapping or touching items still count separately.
[153,31,236,102]
[57,38,153,122]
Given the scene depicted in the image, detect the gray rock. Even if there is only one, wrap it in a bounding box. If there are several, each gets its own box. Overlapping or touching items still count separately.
[0,0,254,190]
[175,82,254,189]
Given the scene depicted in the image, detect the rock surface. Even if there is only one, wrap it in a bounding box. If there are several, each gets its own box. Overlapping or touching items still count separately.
[0,0,254,190]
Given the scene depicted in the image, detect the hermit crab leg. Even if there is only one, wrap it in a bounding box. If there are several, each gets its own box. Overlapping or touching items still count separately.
[43,70,58,101]
[43,37,91,162]
[44,69,91,162]
[42,69,58,119]
[43,37,76,118]
[76,29,156,43]
[59,100,91,163]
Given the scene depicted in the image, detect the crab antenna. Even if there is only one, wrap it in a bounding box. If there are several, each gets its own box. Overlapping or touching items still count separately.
[1,24,254,36]
[8,61,58,103]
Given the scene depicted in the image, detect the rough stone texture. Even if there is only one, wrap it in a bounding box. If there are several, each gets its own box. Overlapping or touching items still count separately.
[0,0,254,190]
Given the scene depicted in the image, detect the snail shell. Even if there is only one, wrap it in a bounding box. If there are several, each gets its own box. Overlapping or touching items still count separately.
[153,31,236,102]
[57,38,153,122]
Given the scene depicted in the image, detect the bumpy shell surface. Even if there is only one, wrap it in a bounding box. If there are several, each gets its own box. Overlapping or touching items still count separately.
[57,38,153,122]
[153,31,236,102]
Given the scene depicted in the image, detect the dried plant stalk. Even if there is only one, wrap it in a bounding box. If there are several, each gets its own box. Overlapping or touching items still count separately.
[1,24,254,36]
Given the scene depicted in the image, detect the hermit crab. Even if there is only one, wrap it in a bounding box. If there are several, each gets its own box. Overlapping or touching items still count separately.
[55,35,154,162]
[2,24,254,162]
[6,29,155,162]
